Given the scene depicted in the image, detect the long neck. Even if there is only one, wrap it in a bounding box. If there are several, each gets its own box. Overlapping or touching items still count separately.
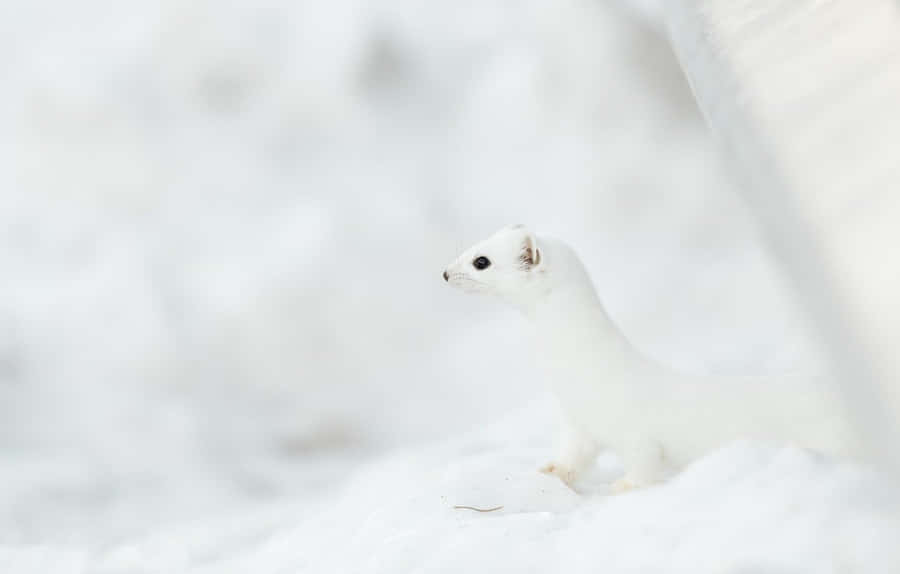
[522,238,639,360]
[520,238,606,316]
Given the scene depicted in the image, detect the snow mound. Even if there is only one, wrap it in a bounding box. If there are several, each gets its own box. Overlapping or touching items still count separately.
[47,408,896,574]
[291,444,900,573]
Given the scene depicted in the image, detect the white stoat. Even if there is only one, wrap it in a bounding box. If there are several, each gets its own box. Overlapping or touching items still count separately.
[443,225,863,491]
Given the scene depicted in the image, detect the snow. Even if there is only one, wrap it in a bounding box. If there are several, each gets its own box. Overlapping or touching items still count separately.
[6,405,898,573]
[2,0,898,571]
[266,410,900,574]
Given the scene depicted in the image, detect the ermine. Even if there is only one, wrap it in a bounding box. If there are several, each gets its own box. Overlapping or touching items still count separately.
[443,225,863,492]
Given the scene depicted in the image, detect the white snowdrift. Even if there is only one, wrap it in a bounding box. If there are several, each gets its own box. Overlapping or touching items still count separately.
[246,416,900,574]
[11,405,893,574]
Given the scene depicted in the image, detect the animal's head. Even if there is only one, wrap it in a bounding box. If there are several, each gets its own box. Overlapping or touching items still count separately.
[443,225,545,302]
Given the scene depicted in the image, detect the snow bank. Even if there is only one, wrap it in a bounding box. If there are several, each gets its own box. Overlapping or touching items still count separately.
[247,415,900,574]
[9,405,897,573]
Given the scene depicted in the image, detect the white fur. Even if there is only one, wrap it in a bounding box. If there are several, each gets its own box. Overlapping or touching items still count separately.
[444,225,864,490]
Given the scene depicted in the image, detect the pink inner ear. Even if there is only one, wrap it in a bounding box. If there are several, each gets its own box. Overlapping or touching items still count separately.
[521,237,539,267]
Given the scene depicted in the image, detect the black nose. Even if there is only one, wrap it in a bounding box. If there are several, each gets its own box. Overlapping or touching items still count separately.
[443,270,449,282]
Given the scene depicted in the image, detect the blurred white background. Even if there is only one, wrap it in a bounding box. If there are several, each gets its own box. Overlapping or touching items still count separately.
[1,0,819,548]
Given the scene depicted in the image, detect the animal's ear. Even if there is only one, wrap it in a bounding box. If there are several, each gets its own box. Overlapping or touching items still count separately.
[522,233,542,268]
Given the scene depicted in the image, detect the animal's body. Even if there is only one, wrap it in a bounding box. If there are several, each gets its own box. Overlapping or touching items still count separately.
[443,225,862,490]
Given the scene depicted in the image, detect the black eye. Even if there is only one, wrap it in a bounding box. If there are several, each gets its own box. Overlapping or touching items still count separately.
[472,256,491,270]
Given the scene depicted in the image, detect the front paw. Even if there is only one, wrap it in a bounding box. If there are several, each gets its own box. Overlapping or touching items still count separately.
[610,474,659,494]
[610,477,637,494]
[539,462,576,485]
